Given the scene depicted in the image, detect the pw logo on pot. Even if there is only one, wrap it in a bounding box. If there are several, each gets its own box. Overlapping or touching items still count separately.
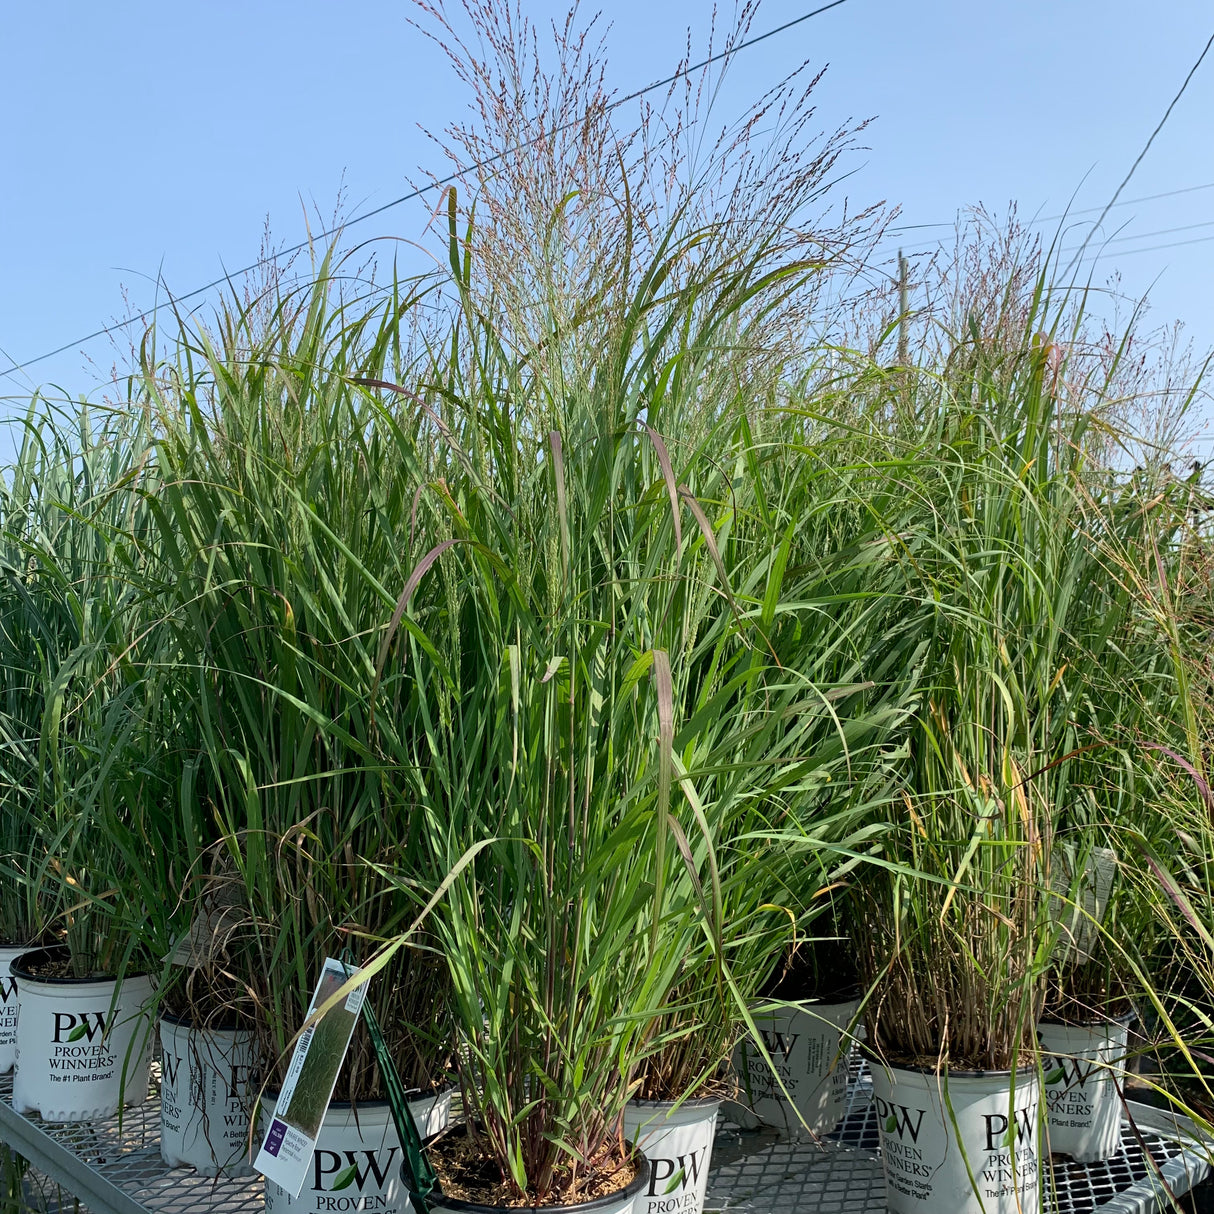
[646,1146,707,1198]
[757,1029,799,1063]
[314,1147,399,1194]
[53,1011,114,1044]
[873,1097,926,1143]
[1042,1055,1099,1090]
[983,1108,1037,1151]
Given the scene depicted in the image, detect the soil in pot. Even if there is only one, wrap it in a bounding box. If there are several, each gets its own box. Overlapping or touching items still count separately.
[11,946,154,1122]
[868,1055,1042,1214]
[761,935,859,1005]
[423,1124,645,1213]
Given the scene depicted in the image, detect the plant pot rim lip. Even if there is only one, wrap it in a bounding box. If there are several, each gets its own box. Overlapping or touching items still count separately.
[1038,1010,1136,1030]
[159,1009,256,1033]
[751,986,861,1009]
[860,1044,1041,1081]
[11,946,151,986]
[259,1081,456,1111]
[412,1132,649,1214]
[626,1095,722,1111]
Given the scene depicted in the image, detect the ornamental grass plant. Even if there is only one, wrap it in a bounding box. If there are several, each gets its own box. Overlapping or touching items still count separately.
[834,234,1211,1086]
[336,2,940,1197]
[1071,465,1214,1117]
[133,258,455,1097]
[3,1,1214,1202]
[626,426,919,1104]
[0,410,71,950]
[372,217,890,1199]
[847,270,1152,1072]
[0,400,189,979]
[350,7,912,1195]
[1041,472,1199,1030]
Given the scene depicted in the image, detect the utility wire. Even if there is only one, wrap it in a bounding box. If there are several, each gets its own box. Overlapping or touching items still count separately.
[883,181,1214,235]
[1081,218,1214,247]
[872,34,1214,270]
[867,217,1214,289]
[1064,27,1214,275]
[0,0,851,386]
[1069,232,1214,262]
[896,218,1214,260]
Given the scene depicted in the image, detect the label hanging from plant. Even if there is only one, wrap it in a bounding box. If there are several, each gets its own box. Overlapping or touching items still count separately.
[254,957,370,1197]
[165,889,246,968]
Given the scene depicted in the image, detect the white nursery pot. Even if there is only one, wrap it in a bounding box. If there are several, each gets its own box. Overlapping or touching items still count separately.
[11,947,154,1122]
[160,1013,259,1175]
[623,1097,718,1214]
[1037,1016,1130,1162]
[0,945,27,1073]
[734,996,858,1137]
[868,1057,1042,1214]
[263,1086,452,1214]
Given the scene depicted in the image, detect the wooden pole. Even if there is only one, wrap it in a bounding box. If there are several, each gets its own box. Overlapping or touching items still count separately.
[897,250,909,366]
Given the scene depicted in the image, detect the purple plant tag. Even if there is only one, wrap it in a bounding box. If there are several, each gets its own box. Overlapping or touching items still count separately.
[263,1118,288,1157]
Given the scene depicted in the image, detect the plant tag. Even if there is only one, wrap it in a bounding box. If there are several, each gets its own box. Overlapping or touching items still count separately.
[165,888,246,967]
[254,956,370,1197]
[1049,845,1117,965]
[165,904,237,967]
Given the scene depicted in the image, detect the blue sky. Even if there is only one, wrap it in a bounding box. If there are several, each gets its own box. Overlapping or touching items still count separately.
[2,1,1211,450]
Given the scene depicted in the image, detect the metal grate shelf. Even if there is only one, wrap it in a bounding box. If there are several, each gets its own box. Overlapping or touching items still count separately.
[0,1067,261,1214]
[0,1064,1206,1214]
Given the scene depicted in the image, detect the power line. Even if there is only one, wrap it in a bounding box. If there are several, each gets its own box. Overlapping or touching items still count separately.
[1083,218,1214,247]
[0,0,851,387]
[874,195,1214,259]
[1040,182,1214,225]
[1064,27,1214,274]
[1069,232,1214,262]
[883,181,1214,235]
[855,223,1214,287]
[871,209,1214,265]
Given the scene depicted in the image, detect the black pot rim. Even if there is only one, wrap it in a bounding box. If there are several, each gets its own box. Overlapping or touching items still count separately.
[159,1009,256,1034]
[1039,1010,1136,1030]
[413,1128,649,1214]
[259,1080,456,1112]
[860,1043,1041,1080]
[10,946,149,986]
[751,987,861,1010]
[627,1095,722,1112]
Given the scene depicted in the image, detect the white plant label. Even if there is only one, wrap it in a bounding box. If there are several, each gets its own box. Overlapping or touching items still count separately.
[255,958,370,1197]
